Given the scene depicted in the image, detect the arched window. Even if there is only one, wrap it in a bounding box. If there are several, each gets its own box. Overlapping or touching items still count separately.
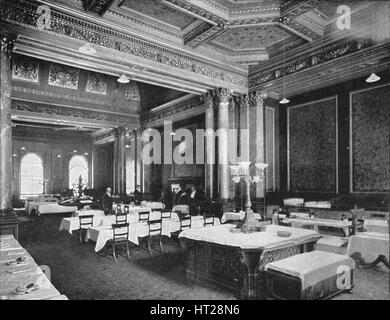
[20,153,44,196]
[69,155,88,189]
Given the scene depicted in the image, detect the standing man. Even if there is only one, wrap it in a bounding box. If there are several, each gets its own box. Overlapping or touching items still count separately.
[133,185,142,205]
[188,185,202,215]
[102,187,113,215]
[173,184,186,206]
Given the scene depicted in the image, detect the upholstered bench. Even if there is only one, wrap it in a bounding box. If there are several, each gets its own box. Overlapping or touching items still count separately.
[265,251,355,300]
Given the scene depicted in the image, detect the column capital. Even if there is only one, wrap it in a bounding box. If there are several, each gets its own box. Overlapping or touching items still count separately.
[204,90,215,109]
[0,32,18,59]
[228,96,237,111]
[250,91,267,107]
[217,87,232,105]
[239,94,250,109]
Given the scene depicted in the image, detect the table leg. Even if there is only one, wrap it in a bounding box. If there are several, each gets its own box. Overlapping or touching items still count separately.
[240,251,263,300]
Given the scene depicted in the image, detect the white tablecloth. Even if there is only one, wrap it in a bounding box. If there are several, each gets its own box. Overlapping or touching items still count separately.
[140,201,165,210]
[0,235,61,300]
[347,232,389,272]
[73,209,105,217]
[284,217,352,235]
[86,216,220,252]
[59,209,161,235]
[265,251,355,289]
[221,211,261,223]
[27,202,77,215]
[364,219,389,234]
[179,224,321,250]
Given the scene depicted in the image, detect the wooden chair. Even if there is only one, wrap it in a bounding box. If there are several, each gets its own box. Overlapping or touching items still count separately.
[138,210,150,222]
[115,212,128,225]
[116,204,122,214]
[203,213,216,227]
[78,215,94,244]
[161,210,171,220]
[139,220,164,255]
[108,223,131,262]
[171,215,192,246]
[123,205,130,214]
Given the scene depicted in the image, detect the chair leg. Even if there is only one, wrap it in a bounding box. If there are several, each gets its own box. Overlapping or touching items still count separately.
[147,239,153,256]
[79,230,82,244]
[159,238,164,254]
[126,242,131,261]
[112,244,117,262]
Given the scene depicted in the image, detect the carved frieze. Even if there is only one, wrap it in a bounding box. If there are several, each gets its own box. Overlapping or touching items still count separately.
[86,71,107,95]
[11,100,139,125]
[249,38,373,89]
[141,95,204,125]
[48,63,80,90]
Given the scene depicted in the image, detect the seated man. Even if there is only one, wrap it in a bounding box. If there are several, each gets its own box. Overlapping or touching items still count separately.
[102,187,113,215]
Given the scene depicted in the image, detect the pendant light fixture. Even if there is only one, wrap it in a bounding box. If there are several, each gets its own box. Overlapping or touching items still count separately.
[279,48,290,104]
[366,6,380,84]
[78,42,96,55]
[117,74,130,84]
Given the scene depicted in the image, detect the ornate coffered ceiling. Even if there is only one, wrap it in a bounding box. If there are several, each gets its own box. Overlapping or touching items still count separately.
[107,0,340,65]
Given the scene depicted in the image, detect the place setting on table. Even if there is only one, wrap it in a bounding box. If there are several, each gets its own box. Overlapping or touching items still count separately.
[0,235,62,300]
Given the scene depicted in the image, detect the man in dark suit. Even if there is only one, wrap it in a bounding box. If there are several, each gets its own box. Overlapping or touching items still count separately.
[173,184,186,206]
[102,187,113,215]
[187,185,202,215]
[133,185,142,205]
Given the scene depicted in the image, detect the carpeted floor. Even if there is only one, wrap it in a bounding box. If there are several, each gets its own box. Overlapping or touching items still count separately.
[17,215,389,300]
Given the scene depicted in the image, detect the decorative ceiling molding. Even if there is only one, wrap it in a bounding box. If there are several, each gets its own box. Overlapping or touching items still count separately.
[249,41,390,98]
[11,99,140,127]
[0,0,248,90]
[249,38,375,89]
[81,0,115,16]
[141,95,205,126]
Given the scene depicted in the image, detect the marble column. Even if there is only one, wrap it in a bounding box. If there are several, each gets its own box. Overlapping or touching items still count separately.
[133,130,138,191]
[239,94,250,163]
[228,97,237,199]
[113,129,119,194]
[217,88,231,201]
[117,127,126,194]
[251,91,267,198]
[204,91,215,200]
[0,32,17,215]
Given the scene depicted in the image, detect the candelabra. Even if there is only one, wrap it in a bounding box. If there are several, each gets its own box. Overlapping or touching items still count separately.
[230,162,268,233]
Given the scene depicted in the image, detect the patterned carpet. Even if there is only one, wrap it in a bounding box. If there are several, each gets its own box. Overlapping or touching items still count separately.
[17,215,389,300]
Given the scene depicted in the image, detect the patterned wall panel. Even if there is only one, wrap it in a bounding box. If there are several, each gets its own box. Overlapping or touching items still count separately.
[86,72,107,95]
[351,84,390,193]
[48,63,80,89]
[288,97,337,193]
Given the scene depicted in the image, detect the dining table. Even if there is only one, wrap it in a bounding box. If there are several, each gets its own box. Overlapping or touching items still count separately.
[0,234,62,300]
[85,215,220,252]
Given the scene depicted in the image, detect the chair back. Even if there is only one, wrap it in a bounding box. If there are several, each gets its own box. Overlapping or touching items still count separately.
[179,216,192,231]
[123,205,130,214]
[79,215,94,230]
[203,213,215,227]
[161,210,171,220]
[115,213,128,225]
[112,223,129,243]
[148,220,162,237]
[139,210,150,222]
[117,204,122,213]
